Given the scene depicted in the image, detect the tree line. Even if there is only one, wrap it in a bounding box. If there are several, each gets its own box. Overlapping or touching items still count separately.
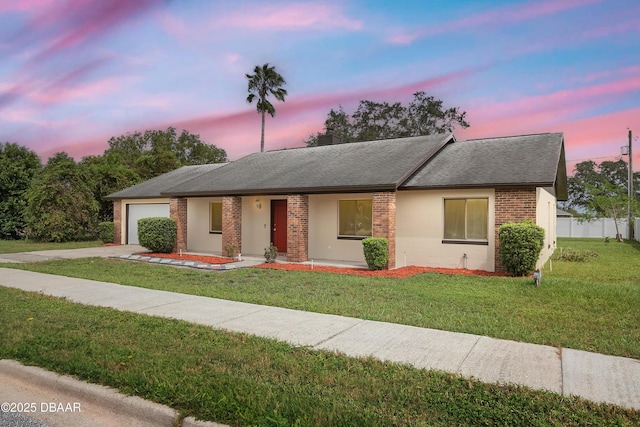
[561,159,639,239]
[0,127,227,242]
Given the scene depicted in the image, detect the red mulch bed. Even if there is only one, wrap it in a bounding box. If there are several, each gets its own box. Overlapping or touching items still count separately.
[255,263,507,278]
[137,252,236,264]
[135,252,507,277]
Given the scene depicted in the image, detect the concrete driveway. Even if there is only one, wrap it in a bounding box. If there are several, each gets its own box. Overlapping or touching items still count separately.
[0,245,145,263]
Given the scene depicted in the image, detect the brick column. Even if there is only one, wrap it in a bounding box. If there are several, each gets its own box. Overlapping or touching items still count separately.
[222,196,242,257]
[372,191,397,269]
[170,197,187,253]
[494,187,537,272]
[113,200,122,244]
[287,194,309,262]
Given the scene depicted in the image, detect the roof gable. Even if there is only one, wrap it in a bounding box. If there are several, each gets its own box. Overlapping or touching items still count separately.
[402,133,568,200]
[163,134,453,196]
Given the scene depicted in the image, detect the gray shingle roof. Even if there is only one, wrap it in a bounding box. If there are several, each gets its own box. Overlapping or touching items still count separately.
[108,133,568,201]
[401,133,567,200]
[104,164,226,200]
[163,134,453,196]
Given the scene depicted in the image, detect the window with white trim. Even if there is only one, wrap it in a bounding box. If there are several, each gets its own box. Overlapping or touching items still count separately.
[443,198,488,242]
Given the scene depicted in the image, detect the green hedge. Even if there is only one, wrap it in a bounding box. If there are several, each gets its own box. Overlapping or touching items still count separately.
[97,222,114,244]
[138,217,176,253]
[498,220,544,276]
[362,237,388,270]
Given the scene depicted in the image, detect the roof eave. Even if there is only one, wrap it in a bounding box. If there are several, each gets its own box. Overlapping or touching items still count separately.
[104,194,163,200]
[399,182,556,191]
[161,184,398,198]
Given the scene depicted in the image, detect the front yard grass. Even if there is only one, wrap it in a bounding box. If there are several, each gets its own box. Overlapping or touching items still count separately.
[3,238,638,359]
[1,287,637,426]
[0,239,102,253]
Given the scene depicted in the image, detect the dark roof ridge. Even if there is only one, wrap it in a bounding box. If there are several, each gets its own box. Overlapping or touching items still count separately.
[459,132,562,143]
[395,133,455,188]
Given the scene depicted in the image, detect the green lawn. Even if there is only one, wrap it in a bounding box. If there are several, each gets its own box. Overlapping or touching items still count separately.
[0,237,638,425]
[3,238,639,359]
[0,239,102,253]
[1,287,637,426]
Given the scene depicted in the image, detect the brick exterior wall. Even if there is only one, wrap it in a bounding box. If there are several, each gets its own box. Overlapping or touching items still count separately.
[170,197,187,253]
[222,196,242,257]
[113,200,122,245]
[372,191,397,269]
[287,194,309,262]
[494,186,537,272]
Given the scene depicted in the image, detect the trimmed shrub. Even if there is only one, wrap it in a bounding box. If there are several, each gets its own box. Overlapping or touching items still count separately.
[97,222,114,244]
[498,221,545,276]
[362,237,388,270]
[138,217,176,253]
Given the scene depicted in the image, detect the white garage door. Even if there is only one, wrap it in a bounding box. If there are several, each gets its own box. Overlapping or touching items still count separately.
[127,204,170,245]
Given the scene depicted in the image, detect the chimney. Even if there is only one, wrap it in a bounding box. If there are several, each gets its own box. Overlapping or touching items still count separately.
[317,128,342,146]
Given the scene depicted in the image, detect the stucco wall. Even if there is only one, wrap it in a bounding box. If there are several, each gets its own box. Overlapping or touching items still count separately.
[308,193,371,264]
[536,188,557,268]
[396,189,496,271]
[187,198,223,254]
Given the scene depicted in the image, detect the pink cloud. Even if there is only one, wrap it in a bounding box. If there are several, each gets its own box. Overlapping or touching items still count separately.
[23,0,165,64]
[155,9,189,40]
[1,1,164,110]
[30,68,475,162]
[220,3,363,31]
[158,68,477,159]
[388,0,602,45]
[33,76,122,105]
[582,17,640,39]
[469,74,640,128]
[561,108,640,173]
[0,0,58,14]
[0,59,114,108]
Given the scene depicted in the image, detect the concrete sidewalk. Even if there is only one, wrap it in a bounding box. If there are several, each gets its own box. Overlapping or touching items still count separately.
[1,267,638,412]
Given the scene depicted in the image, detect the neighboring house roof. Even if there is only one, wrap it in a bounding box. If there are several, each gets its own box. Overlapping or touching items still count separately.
[105,164,226,200]
[163,134,453,196]
[108,132,568,200]
[401,133,568,200]
[556,208,573,217]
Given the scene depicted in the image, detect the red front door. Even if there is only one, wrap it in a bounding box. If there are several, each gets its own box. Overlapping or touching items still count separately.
[271,200,287,253]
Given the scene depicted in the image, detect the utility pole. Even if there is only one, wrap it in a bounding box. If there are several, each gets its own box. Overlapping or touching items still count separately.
[629,130,633,240]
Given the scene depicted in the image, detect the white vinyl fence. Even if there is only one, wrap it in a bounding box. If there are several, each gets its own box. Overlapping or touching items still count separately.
[557,217,640,240]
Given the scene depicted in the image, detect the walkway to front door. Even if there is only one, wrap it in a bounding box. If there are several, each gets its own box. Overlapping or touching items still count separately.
[271,200,287,253]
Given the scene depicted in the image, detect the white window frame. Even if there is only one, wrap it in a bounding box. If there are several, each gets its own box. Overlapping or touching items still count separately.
[443,198,489,244]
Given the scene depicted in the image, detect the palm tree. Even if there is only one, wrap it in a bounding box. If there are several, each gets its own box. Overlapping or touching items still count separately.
[246,63,287,152]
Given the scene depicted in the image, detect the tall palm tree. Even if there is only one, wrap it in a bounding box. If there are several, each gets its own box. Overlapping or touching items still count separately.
[246,63,287,152]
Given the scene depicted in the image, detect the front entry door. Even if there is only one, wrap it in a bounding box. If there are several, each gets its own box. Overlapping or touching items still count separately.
[271,200,287,253]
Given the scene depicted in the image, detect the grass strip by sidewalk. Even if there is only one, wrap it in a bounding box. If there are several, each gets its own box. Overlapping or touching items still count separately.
[1,287,637,426]
[3,240,638,360]
[0,239,102,254]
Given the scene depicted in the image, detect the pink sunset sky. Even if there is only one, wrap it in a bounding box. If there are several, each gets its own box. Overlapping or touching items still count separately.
[1,0,638,174]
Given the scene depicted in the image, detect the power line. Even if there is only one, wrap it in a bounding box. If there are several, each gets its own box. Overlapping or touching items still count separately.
[567,155,622,162]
